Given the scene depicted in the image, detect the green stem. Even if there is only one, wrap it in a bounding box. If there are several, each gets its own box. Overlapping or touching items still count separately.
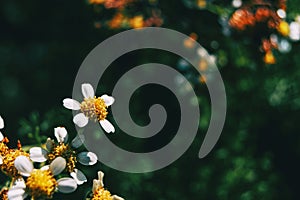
[34,126,41,144]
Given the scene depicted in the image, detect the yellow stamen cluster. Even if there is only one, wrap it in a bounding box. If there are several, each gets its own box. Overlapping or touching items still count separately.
[48,143,77,173]
[80,97,108,122]
[0,142,9,155]
[0,187,8,200]
[0,149,29,177]
[26,169,57,199]
[92,187,113,200]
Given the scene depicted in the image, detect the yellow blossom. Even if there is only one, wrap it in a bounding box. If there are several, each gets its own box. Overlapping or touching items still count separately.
[264,51,276,64]
[129,16,144,28]
[277,21,290,36]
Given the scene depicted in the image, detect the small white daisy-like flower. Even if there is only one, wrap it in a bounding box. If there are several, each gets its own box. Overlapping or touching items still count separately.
[63,83,115,133]
[89,171,124,200]
[29,127,98,185]
[8,156,77,200]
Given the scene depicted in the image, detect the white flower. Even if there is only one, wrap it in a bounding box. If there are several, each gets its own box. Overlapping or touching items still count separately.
[91,171,124,200]
[7,178,28,200]
[63,83,115,133]
[289,21,300,41]
[8,156,77,200]
[29,127,98,185]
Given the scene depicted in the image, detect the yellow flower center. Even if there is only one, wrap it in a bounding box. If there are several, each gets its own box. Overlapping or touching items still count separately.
[92,187,113,200]
[80,97,108,122]
[47,143,77,173]
[26,169,57,199]
[0,149,29,177]
[0,142,9,155]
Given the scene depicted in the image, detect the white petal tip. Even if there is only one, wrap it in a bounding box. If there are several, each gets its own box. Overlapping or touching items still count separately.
[14,156,33,177]
[0,132,4,141]
[29,147,48,163]
[57,178,77,193]
[50,157,66,176]
[73,113,89,128]
[112,195,125,200]
[0,116,4,129]
[63,98,81,110]
[100,119,115,133]
[101,94,115,106]
[70,169,87,185]
[71,134,85,149]
[77,152,98,166]
[54,127,69,143]
[81,83,95,98]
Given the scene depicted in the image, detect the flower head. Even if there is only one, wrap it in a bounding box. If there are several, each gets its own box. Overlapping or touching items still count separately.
[0,145,29,178]
[89,171,124,200]
[8,156,77,199]
[63,83,115,133]
[29,127,98,185]
[0,116,30,178]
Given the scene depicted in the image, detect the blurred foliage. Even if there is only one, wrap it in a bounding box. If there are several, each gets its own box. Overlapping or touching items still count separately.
[1,0,300,199]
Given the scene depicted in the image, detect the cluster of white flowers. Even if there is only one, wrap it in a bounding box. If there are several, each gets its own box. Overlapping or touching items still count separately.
[0,83,124,200]
[8,156,77,199]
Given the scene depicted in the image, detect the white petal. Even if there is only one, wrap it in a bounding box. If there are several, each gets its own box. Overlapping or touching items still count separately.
[54,127,68,143]
[57,178,77,193]
[0,156,2,165]
[29,147,48,162]
[50,157,66,176]
[0,131,3,142]
[46,138,54,151]
[112,195,125,200]
[70,169,87,185]
[92,179,101,193]
[100,119,115,133]
[97,171,104,183]
[101,94,115,106]
[81,83,95,98]
[98,171,104,187]
[91,171,104,192]
[0,115,4,129]
[7,188,26,200]
[71,134,85,149]
[11,178,26,189]
[14,156,33,177]
[77,152,98,165]
[40,165,50,171]
[63,98,81,110]
[73,113,89,128]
